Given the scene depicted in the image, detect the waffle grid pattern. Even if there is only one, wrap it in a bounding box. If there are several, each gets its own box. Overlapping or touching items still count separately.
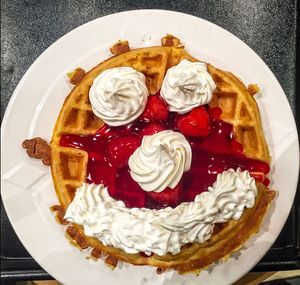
[208,65,270,164]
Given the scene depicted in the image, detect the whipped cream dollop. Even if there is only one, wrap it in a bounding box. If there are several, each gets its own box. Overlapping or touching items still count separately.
[128,130,192,193]
[161,59,216,114]
[89,67,149,126]
[65,168,257,256]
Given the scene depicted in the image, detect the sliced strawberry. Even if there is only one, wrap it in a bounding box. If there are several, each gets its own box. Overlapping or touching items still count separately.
[175,106,210,137]
[231,140,244,155]
[140,123,166,136]
[107,135,141,168]
[145,183,182,209]
[140,94,169,122]
[208,107,222,120]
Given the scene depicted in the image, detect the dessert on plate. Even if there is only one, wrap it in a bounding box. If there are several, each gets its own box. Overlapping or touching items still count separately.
[23,35,275,274]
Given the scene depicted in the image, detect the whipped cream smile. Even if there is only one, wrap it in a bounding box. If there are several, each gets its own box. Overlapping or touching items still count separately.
[65,169,257,256]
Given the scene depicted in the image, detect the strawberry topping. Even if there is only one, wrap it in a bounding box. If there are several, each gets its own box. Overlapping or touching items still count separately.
[140,123,166,136]
[250,172,270,186]
[140,94,169,122]
[208,107,222,120]
[145,184,182,209]
[175,106,210,137]
[107,135,141,168]
[60,103,271,209]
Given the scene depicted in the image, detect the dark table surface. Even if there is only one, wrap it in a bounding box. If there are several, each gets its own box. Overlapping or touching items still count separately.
[1,0,299,282]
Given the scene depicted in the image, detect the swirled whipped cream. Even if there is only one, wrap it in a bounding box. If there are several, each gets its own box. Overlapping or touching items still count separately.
[128,130,192,192]
[65,168,257,256]
[161,59,216,114]
[89,67,149,126]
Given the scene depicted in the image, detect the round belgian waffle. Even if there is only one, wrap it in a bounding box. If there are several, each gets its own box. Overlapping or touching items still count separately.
[50,44,275,273]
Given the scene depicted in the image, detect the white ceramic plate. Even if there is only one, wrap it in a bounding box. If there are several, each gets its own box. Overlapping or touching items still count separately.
[1,10,299,285]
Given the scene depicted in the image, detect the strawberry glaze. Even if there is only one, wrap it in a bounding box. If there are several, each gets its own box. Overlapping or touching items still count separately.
[60,107,270,209]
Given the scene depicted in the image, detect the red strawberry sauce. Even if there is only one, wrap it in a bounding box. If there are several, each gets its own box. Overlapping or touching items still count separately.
[60,106,270,209]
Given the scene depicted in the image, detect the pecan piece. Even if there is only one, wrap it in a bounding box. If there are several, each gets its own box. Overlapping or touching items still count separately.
[110,40,130,56]
[91,247,102,259]
[248,84,260,96]
[75,233,89,249]
[50,205,63,212]
[66,226,89,249]
[51,205,68,225]
[56,208,68,225]
[105,255,118,269]
[66,226,78,239]
[22,137,51,166]
[156,267,166,274]
[161,34,181,47]
[67,67,86,85]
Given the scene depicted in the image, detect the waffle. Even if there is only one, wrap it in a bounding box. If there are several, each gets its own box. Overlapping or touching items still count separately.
[207,65,270,163]
[50,45,275,273]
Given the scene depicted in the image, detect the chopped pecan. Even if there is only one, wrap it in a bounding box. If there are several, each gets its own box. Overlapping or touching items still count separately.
[66,226,89,249]
[56,208,68,225]
[105,255,118,269]
[67,68,86,85]
[248,84,260,96]
[50,205,62,212]
[75,233,89,249]
[110,40,130,56]
[91,247,102,259]
[161,34,181,47]
[156,267,166,274]
[50,205,68,224]
[66,226,78,239]
[22,137,51,166]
